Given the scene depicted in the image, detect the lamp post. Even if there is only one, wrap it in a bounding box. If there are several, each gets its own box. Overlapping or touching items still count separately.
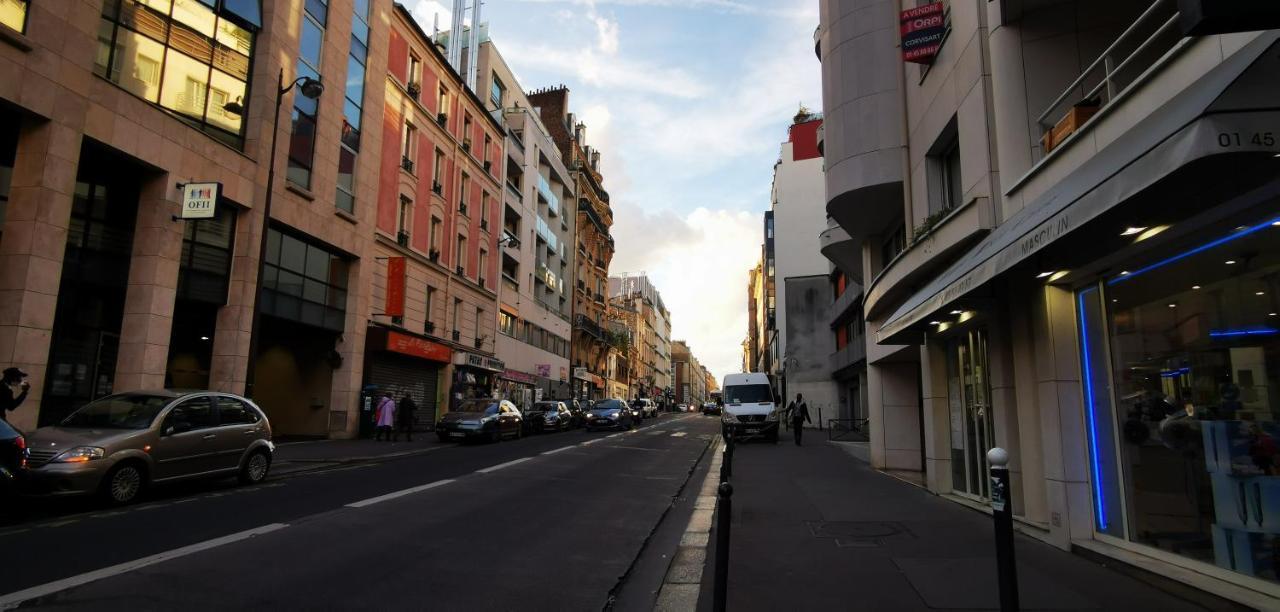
[240,69,324,398]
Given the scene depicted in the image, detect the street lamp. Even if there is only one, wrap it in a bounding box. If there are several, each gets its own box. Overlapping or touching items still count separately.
[239,69,324,397]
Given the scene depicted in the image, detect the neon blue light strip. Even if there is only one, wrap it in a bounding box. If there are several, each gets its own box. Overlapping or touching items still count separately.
[1108,216,1280,285]
[1209,328,1280,338]
[1077,287,1108,531]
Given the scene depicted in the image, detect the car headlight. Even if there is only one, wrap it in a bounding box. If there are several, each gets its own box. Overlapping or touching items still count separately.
[766,410,780,421]
[53,446,105,463]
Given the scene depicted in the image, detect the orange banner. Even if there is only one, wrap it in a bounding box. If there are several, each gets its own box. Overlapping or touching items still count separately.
[386,257,406,317]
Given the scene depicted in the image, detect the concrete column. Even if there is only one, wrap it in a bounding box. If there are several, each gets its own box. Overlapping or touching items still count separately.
[985,0,1034,217]
[0,119,81,430]
[114,177,183,391]
[920,340,952,494]
[1032,284,1094,549]
[871,360,922,472]
[208,206,257,394]
[327,257,370,438]
[1010,281,1049,524]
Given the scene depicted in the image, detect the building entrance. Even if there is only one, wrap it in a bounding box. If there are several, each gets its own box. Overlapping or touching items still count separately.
[948,328,995,500]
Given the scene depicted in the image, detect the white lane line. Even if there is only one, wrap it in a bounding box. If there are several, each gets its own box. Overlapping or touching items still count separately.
[671,432,687,437]
[580,439,601,446]
[647,430,664,436]
[541,446,574,456]
[606,433,622,438]
[344,479,454,508]
[476,457,533,474]
[0,523,288,609]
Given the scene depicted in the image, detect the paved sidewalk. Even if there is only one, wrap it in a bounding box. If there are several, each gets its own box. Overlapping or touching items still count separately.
[272,435,450,475]
[699,436,1241,611]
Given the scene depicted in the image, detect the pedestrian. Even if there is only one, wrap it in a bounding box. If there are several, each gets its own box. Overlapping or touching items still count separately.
[786,393,811,446]
[0,367,30,424]
[373,392,396,441]
[394,392,416,442]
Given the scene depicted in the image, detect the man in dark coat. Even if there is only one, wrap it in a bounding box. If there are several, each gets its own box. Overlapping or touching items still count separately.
[394,392,416,442]
[0,367,30,424]
[786,393,812,446]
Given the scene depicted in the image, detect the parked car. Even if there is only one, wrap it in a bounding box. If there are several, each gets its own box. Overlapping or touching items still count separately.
[675,404,689,413]
[520,402,555,434]
[635,398,658,419]
[585,399,635,431]
[436,399,523,443]
[566,400,587,428]
[22,390,274,505]
[0,418,26,496]
[532,401,573,433]
[701,402,722,416]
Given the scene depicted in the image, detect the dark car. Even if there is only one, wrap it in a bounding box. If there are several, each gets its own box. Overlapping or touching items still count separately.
[566,400,587,428]
[436,399,522,443]
[0,418,26,495]
[585,399,634,431]
[701,402,722,416]
[527,401,572,433]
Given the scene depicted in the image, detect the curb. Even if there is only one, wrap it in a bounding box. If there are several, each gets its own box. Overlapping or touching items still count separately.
[653,437,722,611]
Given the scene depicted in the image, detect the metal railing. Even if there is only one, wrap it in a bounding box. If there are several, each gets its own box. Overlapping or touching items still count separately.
[827,418,869,442]
[1036,0,1181,152]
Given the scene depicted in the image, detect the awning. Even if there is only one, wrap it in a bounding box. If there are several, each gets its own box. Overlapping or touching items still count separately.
[878,34,1280,344]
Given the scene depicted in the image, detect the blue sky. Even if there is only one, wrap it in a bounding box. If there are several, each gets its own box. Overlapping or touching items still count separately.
[409,0,822,381]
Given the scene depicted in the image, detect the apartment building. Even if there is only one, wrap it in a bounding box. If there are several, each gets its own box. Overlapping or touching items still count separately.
[470,40,575,410]
[817,0,1280,604]
[609,274,671,400]
[672,339,707,407]
[0,0,390,437]
[526,87,614,401]
[365,5,503,422]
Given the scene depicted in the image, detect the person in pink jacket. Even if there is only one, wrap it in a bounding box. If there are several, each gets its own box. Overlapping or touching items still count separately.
[373,392,397,441]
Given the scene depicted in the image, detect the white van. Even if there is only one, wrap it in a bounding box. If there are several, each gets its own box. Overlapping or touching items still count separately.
[721,372,779,442]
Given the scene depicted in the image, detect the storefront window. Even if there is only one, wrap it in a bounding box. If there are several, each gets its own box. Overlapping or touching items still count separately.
[0,0,28,33]
[1083,210,1280,583]
[262,228,348,332]
[97,0,257,149]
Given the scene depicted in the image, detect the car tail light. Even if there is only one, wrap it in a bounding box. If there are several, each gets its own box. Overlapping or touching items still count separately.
[15,436,24,450]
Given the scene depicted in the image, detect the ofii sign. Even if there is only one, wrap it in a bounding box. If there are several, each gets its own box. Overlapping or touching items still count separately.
[180,182,220,219]
[901,2,946,64]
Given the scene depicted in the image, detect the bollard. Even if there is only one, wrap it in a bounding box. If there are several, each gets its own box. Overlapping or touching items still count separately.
[723,428,735,480]
[713,481,734,612]
[988,448,1019,612]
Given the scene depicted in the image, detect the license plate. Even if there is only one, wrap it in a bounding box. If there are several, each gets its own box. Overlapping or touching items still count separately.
[449,432,465,438]
[745,427,759,433]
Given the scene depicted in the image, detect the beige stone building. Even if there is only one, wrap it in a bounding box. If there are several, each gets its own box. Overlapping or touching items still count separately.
[0,0,395,437]
[818,0,1280,604]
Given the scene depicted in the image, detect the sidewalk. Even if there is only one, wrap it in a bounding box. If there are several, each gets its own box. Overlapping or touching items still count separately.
[701,435,1243,611]
[272,435,449,476]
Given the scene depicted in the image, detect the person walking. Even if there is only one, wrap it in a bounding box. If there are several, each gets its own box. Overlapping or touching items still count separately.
[786,393,811,446]
[373,392,396,441]
[0,367,30,424]
[394,392,416,442]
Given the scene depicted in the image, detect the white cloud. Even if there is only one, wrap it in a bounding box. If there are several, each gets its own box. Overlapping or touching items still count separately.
[410,0,452,32]
[593,15,620,54]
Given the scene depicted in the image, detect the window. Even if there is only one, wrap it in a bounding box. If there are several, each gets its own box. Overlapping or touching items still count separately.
[335,0,368,213]
[499,311,517,336]
[475,308,483,342]
[402,122,417,167]
[480,191,489,227]
[163,396,217,433]
[0,0,27,33]
[335,145,356,213]
[262,228,348,331]
[881,223,906,267]
[217,396,260,425]
[429,217,441,254]
[397,195,411,240]
[286,0,325,186]
[463,114,473,149]
[456,234,467,273]
[478,249,487,283]
[425,286,436,332]
[408,53,421,90]
[96,0,257,148]
[176,202,236,305]
[459,173,469,213]
[433,148,444,187]
[490,73,504,110]
[452,297,462,334]
[437,85,448,118]
[928,118,962,215]
[483,134,491,165]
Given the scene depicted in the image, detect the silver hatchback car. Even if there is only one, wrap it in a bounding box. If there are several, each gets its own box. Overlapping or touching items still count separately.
[23,390,274,504]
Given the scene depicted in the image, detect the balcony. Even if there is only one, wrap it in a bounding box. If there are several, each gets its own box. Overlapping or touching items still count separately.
[502,275,519,299]
[830,340,866,377]
[535,216,558,252]
[506,180,522,202]
[576,314,603,340]
[400,156,414,173]
[820,223,860,282]
[831,279,863,323]
[436,112,447,127]
[537,174,561,217]
[432,181,443,196]
[396,231,409,247]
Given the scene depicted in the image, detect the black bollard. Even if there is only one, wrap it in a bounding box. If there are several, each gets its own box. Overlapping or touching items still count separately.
[713,481,733,612]
[724,428,735,480]
[988,447,1019,611]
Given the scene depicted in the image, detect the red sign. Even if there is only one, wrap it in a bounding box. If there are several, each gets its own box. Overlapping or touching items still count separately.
[385,257,406,317]
[901,2,945,64]
[386,330,452,362]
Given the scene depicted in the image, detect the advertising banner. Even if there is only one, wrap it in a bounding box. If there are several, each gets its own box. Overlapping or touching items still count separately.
[901,2,945,64]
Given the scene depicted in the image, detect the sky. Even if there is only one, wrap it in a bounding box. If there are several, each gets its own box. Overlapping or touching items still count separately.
[409,0,822,382]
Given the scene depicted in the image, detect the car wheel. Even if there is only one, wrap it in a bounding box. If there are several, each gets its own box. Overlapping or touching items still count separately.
[239,449,272,485]
[490,429,502,443]
[437,432,449,443]
[101,462,145,505]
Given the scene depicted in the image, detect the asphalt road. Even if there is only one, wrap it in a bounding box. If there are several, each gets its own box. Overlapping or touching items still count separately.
[1,413,719,610]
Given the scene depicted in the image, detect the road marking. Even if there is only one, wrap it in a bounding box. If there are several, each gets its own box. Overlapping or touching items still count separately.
[580,439,601,446]
[0,523,288,609]
[43,519,79,528]
[606,433,622,439]
[541,446,574,456]
[614,445,663,452]
[344,479,454,508]
[647,430,664,436]
[476,457,532,474]
[671,432,687,437]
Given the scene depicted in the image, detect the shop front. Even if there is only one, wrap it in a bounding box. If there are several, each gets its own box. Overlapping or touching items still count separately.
[451,352,504,409]
[497,369,539,413]
[573,367,603,401]
[363,325,450,434]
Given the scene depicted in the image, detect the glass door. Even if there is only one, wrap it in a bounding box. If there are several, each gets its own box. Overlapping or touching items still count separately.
[948,328,995,499]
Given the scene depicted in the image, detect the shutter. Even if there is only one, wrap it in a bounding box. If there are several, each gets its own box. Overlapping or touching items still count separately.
[367,353,440,430]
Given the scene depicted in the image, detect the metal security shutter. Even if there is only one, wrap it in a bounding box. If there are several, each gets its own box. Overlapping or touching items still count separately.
[367,353,440,431]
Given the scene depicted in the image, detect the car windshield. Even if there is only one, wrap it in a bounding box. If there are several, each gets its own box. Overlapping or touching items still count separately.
[594,400,625,411]
[60,394,172,430]
[457,400,500,415]
[534,403,558,411]
[724,384,773,404]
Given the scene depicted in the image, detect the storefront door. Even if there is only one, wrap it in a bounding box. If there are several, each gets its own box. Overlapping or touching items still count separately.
[948,328,995,499]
